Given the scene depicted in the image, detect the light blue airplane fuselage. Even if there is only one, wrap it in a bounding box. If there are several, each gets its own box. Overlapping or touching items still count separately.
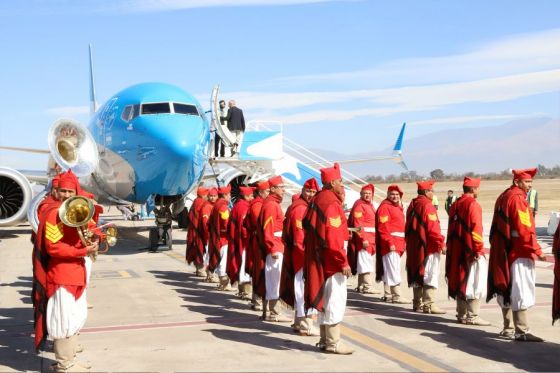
[87,82,210,203]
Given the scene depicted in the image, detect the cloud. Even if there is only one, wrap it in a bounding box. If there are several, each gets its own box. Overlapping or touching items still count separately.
[45,106,90,117]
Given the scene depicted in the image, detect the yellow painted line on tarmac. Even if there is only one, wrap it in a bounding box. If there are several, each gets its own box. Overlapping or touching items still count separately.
[165,251,185,261]
[118,270,131,278]
[341,325,447,373]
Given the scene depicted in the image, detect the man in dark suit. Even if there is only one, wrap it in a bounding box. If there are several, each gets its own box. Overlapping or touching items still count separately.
[222,100,245,155]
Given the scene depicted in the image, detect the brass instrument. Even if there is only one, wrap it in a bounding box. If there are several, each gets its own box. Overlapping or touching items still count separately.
[58,196,117,257]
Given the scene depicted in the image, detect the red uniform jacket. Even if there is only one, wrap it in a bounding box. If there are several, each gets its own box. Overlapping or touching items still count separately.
[245,196,266,297]
[185,197,206,265]
[207,198,230,272]
[280,197,308,307]
[347,199,376,275]
[553,223,559,324]
[226,198,250,284]
[405,195,445,287]
[259,194,285,255]
[196,200,214,257]
[304,189,349,312]
[375,199,405,282]
[487,185,542,304]
[445,194,485,300]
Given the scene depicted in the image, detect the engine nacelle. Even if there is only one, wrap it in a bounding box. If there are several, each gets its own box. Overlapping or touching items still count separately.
[0,167,33,227]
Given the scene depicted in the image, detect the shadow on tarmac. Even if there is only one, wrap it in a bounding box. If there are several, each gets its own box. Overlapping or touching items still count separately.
[149,269,317,353]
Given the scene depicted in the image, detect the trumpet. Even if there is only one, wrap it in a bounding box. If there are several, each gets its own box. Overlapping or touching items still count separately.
[58,195,118,256]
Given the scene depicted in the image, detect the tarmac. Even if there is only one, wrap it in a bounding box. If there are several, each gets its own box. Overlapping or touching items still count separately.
[0,210,558,372]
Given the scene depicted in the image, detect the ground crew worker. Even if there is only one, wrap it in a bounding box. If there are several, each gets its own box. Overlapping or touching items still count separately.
[199,188,218,283]
[487,168,546,342]
[245,181,270,311]
[445,177,490,326]
[259,175,290,322]
[375,184,410,304]
[405,180,447,314]
[186,187,209,277]
[348,183,379,294]
[553,222,559,325]
[282,178,319,335]
[226,186,254,299]
[304,163,354,355]
[42,170,97,372]
[208,185,232,290]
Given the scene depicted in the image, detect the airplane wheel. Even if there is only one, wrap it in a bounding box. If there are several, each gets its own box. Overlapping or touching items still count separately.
[177,208,188,229]
[149,228,159,252]
[164,229,172,250]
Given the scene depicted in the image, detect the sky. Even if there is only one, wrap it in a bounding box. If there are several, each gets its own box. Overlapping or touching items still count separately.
[0,0,559,173]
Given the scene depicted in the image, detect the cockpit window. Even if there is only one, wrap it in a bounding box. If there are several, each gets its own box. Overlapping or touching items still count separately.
[121,104,140,122]
[173,103,199,116]
[142,102,171,115]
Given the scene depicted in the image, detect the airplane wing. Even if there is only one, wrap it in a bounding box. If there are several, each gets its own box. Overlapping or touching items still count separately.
[0,146,50,154]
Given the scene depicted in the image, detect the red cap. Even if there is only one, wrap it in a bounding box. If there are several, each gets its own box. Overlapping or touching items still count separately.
[257,181,270,191]
[218,184,231,195]
[320,163,341,184]
[416,180,435,191]
[361,183,374,193]
[51,174,60,188]
[303,178,319,191]
[208,188,218,196]
[197,187,209,197]
[58,170,79,191]
[463,177,481,188]
[387,184,404,197]
[268,175,284,187]
[512,168,537,181]
[239,186,254,196]
[292,193,301,202]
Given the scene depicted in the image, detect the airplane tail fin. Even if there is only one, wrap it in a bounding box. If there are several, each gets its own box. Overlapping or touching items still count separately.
[88,44,97,116]
[392,122,407,170]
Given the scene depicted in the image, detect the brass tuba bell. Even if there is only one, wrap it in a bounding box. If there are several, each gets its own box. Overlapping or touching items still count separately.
[58,195,95,246]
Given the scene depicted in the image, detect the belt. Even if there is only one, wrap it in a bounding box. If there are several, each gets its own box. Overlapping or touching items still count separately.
[273,231,282,237]
[363,227,376,233]
[390,232,405,238]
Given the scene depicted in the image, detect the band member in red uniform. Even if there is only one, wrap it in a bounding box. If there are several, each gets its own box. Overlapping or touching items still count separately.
[405,180,446,314]
[199,188,218,283]
[446,177,490,325]
[282,178,319,335]
[245,181,269,311]
[208,185,232,290]
[258,175,290,322]
[375,184,410,304]
[227,186,254,299]
[553,222,559,325]
[304,163,354,355]
[186,187,209,276]
[348,184,379,294]
[488,168,546,341]
[39,170,98,371]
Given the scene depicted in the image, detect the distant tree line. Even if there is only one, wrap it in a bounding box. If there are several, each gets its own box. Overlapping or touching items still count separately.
[361,164,560,183]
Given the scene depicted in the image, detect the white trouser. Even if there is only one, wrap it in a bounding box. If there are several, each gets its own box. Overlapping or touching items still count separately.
[382,251,402,286]
[265,253,283,300]
[47,286,88,339]
[217,244,228,277]
[294,269,305,317]
[239,249,252,283]
[497,258,536,311]
[357,249,374,274]
[465,256,488,300]
[232,130,243,146]
[203,245,209,266]
[84,256,92,285]
[319,273,347,325]
[423,252,441,288]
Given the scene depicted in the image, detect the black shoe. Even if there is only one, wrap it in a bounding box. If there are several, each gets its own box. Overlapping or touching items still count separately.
[515,333,544,342]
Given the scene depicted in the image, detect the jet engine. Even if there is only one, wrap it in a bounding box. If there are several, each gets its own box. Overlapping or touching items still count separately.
[0,167,33,227]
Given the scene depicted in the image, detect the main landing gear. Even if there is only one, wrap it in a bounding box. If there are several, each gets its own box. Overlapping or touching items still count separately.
[149,204,173,252]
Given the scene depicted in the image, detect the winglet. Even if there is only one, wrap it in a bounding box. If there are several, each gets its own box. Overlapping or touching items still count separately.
[89,44,97,116]
[392,122,406,156]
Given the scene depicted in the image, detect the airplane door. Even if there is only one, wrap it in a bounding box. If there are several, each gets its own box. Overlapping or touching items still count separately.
[211,85,235,147]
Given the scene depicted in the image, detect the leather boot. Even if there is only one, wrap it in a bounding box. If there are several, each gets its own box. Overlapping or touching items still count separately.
[361,273,380,294]
[261,299,269,320]
[513,310,543,342]
[54,338,89,372]
[456,298,468,324]
[69,335,91,370]
[324,324,354,355]
[266,299,291,322]
[422,286,446,314]
[412,287,423,312]
[499,308,515,339]
[292,316,305,332]
[299,317,320,336]
[206,270,218,283]
[195,265,205,277]
[251,292,263,311]
[391,285,411,304]
[466,299,490,326]
[217,276,231,291]
[241,282,252,300]
[316,325,327,351]
[383,283,392,302]
[356,274,364,293]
